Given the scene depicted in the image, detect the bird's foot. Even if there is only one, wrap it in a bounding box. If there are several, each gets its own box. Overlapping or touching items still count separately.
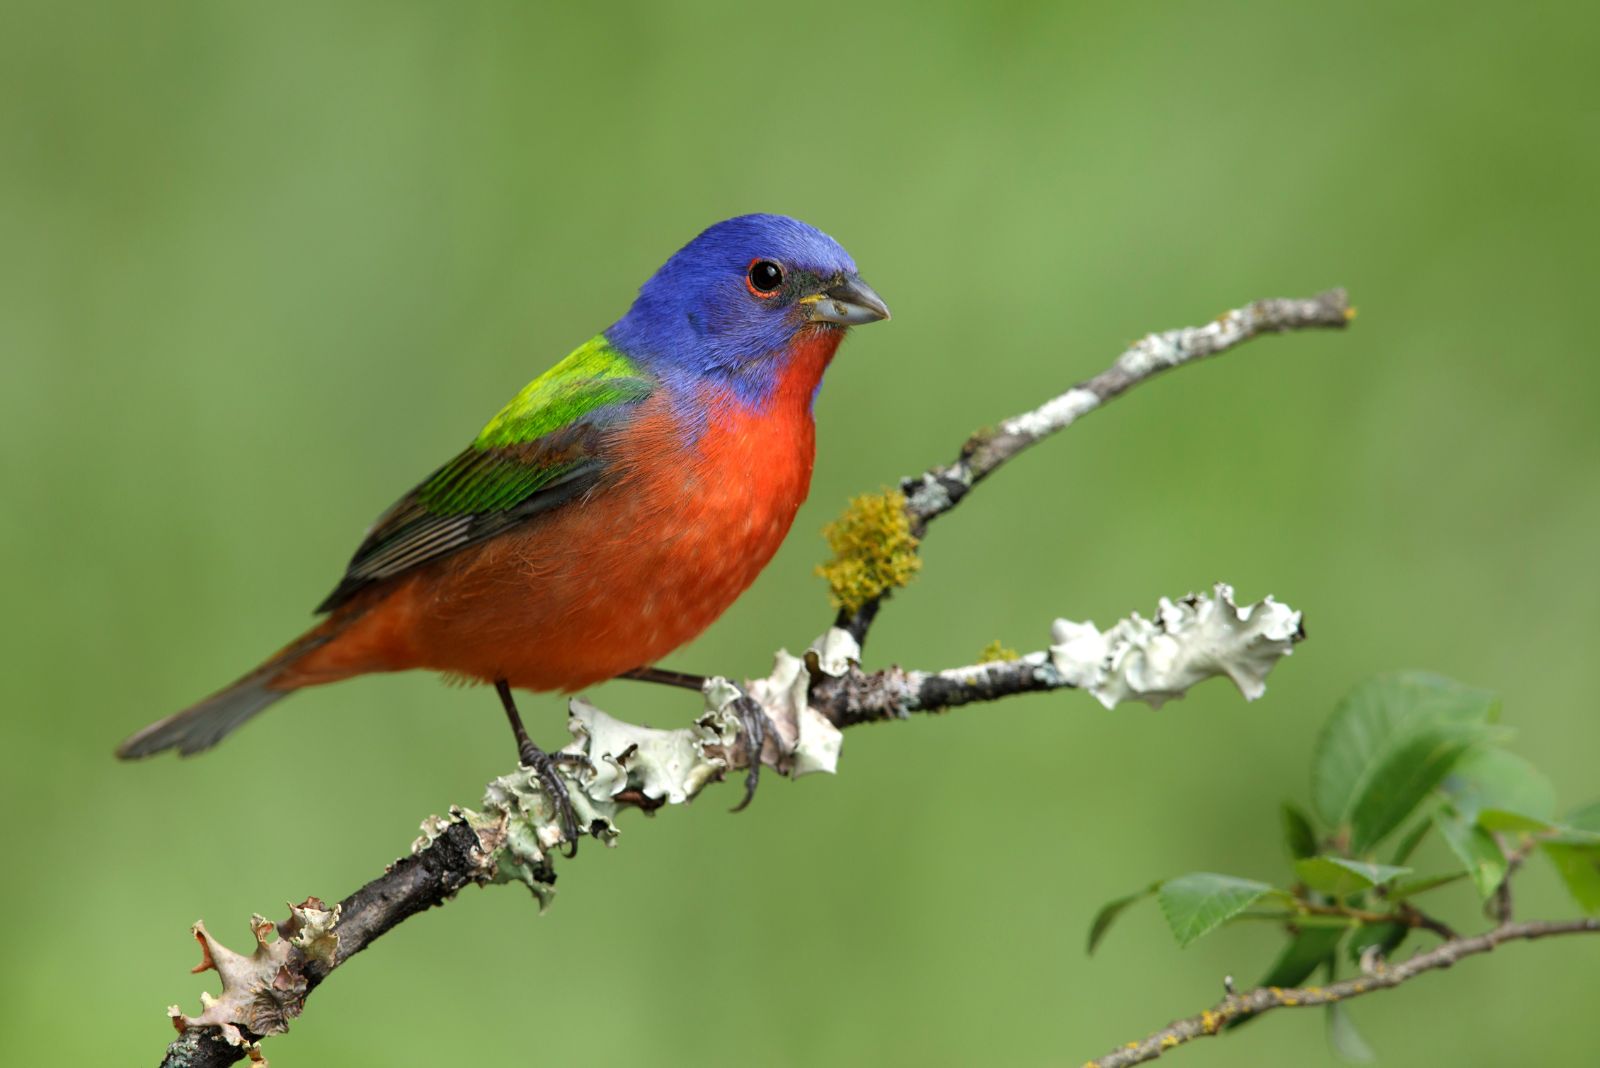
[623,666,773,813]
[496,678,582,858]
[729,691,774,814]
[517,738,581,858]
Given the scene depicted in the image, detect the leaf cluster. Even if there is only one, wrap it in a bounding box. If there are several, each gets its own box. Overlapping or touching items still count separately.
[1088,673,1600,1059]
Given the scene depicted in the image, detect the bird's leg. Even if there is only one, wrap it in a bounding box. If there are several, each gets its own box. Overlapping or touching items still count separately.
[496,679,579,858]
[620,666,773,812]
[726,692,770,813]
[619,666,705,690]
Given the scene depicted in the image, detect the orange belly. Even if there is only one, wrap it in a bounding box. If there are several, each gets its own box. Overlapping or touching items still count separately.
[284,330,838,693]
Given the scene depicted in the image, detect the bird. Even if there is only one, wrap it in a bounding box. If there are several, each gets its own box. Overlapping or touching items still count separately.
[115,213,891,852]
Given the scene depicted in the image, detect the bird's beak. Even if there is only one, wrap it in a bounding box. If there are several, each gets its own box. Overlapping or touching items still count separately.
[807,274,892,325]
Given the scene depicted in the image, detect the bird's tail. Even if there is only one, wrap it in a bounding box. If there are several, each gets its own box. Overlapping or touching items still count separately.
[115,628,331,759]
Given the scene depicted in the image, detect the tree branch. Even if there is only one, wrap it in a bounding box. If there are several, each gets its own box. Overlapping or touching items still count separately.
[152,292,1345,1068]
[836,288,1351,644]
[158,820,497,1067]
[1085,918,1600,1068]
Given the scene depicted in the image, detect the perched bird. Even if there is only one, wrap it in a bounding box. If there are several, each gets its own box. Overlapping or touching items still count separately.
[116,213,890,851]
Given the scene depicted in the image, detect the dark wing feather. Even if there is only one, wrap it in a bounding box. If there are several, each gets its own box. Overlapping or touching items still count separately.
[315,419,614,613]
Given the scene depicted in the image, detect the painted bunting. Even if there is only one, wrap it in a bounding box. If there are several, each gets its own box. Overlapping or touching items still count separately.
[116,213,890,849]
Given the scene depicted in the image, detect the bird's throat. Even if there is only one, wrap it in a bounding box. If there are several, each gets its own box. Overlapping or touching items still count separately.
[772,324,846,412]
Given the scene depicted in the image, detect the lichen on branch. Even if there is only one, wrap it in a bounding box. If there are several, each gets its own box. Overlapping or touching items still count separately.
[168,898,340,1059]
[815,488,921,615]
[1049,583,1305,709]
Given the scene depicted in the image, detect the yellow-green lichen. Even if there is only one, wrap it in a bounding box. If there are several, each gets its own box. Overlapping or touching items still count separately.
[815,489,921,615]
[978,640,1018,664]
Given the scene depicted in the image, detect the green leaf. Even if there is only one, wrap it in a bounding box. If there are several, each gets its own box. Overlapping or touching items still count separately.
[1545,803,1600,846]
[1295,856,1411,896]
[1441,747,1556,823]
[1543,842,1600,913]
[1311,672,1499,828]
[1157,874,1278,948]
[1259,925,1346,988]
[1282,802,1318,860]
[1087,882,1159,955]
[1564,800,1600,830]
[1327,1002,1376,1063]
[1435,806,1507,898]
[1387,870,1468,899]
[1348,722,1498,852]
[1477,808,1555,834]
[1544,801,1600,912]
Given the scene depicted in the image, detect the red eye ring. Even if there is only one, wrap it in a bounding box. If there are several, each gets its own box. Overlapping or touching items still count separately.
[745,258,784,298]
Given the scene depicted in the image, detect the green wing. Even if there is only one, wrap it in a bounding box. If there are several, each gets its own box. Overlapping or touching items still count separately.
[316,336,653,612]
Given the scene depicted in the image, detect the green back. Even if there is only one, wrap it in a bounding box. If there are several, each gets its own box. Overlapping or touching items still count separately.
[414,337,653,516]
[316,336,654,611]
[473,335,653,450]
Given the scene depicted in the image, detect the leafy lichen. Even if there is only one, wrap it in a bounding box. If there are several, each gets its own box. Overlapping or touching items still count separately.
[815,489,921,615]
[168,899,342,1053]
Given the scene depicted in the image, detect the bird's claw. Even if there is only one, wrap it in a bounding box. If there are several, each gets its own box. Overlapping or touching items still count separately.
[519,740,581,858]
[729,693,774,814]
[622,667,773,813]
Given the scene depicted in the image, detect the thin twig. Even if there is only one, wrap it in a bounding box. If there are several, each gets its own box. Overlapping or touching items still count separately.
[1084,918,1600,1068]
[1294,900,1457,941]
[158,821,498,1067]
[1397,902,1459,941]
[1492,834,1540,925]
[837,289,1351,643]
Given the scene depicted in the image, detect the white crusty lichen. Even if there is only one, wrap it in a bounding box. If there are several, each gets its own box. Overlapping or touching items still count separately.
[997,386,1102,442]
[1048,583,1303,709]
[427,630,857,902]
[408,590,1298,900]
[168,898,341,1053]
[741,629,849,778]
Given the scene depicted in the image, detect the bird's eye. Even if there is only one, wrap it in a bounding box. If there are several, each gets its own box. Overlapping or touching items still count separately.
[746,259,784,297]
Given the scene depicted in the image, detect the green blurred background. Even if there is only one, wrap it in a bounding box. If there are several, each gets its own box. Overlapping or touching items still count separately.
[4,3,1597,1064]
